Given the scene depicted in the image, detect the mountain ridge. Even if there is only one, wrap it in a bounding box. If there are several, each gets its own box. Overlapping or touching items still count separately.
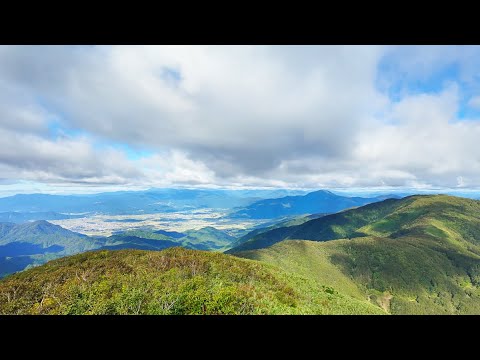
[228,194,479,252]
[228,190,401,219]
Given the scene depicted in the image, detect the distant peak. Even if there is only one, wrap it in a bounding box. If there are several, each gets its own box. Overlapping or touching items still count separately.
[201,226,219,231]
[30,220,53,226]
[307,190,336,196]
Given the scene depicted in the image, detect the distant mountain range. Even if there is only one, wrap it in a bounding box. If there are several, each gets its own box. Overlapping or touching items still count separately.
[0,188,308,215]
[0,211,84,223]
[228,190,401,219]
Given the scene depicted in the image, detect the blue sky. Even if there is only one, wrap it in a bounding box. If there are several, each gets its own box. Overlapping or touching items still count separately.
[1,45,480,196]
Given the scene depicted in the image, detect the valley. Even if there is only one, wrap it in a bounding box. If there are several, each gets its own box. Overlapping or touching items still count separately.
[49,209,262,237]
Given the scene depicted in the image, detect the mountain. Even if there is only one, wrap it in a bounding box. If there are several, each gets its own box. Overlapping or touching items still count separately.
[154,229,185,239]
[181,227,235,250]
[233,195,480,314]
[0,220,102,278]
[0,248,383,315]
[228,190,399,219]
[229,213,327,249]
[3,194,480,314]
[227,195,424,252]
[107,226,235,250]
[0,188,307,215]
[98,235,180,251]
[0,220,99,251]
[0,211,84,223]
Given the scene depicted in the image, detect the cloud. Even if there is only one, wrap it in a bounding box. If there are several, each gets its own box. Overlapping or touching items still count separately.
[0,128,142,185]
[468,95,480,109]
[0,45,386,178]
[1,45,480,191]
[353,85,480,188]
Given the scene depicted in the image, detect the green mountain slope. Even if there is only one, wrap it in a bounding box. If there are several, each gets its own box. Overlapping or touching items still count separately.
[0,221,103,277]
[238,238,480,314]
[181,227,235,250]
[236,195,480,314]
[104,226,235,251]
[0,220,101,253]
[228,195,480,252]
[229,213,327,250]
[0,248,383,315]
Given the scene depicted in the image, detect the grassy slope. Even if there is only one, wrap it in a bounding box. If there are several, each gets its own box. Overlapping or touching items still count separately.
[0,247,383,315]
[229,213,326,250]
[238,195,480,314]
[181,227,235,251]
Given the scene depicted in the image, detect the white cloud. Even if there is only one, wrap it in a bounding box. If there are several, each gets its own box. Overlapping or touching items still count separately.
[0,45,386,178]
[0,45,480,191]
[0,128,141,185]
[353,85,480,188]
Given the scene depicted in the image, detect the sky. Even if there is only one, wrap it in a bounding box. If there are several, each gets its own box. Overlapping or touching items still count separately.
[1,45,480,196]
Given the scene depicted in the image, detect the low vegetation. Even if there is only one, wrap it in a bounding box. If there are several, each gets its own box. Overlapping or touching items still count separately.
[0,247,384,315]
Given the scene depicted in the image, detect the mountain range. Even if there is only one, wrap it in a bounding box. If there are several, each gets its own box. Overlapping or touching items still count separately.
[0,188,308,215]
[228,190,401,219]
[0,211,84,223]
[1,194,480,314]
